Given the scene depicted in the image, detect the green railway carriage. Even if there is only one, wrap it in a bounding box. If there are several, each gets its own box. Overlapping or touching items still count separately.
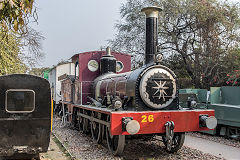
[209,86,240,138]
[41,69,51,80]
[179,87,240,139]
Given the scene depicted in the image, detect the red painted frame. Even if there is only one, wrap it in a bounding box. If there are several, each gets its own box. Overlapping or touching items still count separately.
[111,110,215,135]
[65,103,215,136]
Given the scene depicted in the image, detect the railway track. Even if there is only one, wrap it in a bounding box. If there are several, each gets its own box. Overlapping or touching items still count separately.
[51,133,76,160]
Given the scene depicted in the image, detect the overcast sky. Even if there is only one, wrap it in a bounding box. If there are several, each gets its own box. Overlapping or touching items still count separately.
[33,0,238,68]
[33,0,126,67]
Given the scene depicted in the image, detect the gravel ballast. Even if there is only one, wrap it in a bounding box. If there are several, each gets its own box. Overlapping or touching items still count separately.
[53,118,224,160]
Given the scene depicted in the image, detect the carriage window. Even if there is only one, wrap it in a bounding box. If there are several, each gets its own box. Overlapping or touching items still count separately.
[5,90,35,113]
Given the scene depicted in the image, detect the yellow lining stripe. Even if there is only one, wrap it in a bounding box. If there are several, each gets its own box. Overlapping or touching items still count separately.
[51,99,53,132]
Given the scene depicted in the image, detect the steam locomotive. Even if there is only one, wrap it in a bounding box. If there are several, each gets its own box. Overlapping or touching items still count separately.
[59,6,217,155]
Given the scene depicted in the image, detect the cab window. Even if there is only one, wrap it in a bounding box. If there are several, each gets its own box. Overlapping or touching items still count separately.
[6,89,35,113]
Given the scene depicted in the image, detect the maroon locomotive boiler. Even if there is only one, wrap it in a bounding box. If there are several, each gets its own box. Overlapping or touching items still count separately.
[59,6,217,155]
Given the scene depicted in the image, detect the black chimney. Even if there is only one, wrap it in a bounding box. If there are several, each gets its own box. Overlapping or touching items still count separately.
[141,7,162,65]
[100,47,116,74]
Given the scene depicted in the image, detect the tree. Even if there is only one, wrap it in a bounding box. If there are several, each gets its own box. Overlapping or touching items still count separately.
[0,32,27,75]
[0,0,37,33]
[108,0,146,69]
[109,0,240,88]
[162,54,193,88]
[224,48,240,86]
[20,27,45,67]
[29,67,50,76]
[0,0,45,70]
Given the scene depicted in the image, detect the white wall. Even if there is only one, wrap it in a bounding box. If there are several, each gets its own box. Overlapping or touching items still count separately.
[55,63,75,103]
[48,62,75,103]
[48,68,56,101]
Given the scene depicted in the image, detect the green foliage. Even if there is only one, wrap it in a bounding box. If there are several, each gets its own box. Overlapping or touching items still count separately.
[224,49,240,86]
[225,70,240,86]
[0,0,35,33]
[162,54,189,78]
[0,32,27,75]
[162,54,193,88]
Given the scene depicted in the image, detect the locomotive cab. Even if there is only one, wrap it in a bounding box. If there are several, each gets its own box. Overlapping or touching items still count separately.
[0,74,51,159]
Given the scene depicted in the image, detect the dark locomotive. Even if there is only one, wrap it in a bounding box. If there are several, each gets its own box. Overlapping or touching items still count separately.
[0,74,51,159]
[59,6,217,155]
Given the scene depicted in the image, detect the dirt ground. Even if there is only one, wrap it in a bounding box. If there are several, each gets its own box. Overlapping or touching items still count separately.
[40,135,69,160]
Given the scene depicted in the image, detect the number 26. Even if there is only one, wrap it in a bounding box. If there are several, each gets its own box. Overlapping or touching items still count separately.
[141,115,154,123]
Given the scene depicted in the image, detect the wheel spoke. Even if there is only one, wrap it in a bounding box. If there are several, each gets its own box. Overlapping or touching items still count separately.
[82,110,90,134]
[91,112,102,143]
[77,109,84,131]
[78,117,83,131]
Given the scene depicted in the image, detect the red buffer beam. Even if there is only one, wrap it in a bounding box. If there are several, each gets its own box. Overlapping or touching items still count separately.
[111,110,215,135]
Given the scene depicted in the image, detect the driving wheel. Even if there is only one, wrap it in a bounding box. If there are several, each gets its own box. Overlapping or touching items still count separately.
[106,116,125,155]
